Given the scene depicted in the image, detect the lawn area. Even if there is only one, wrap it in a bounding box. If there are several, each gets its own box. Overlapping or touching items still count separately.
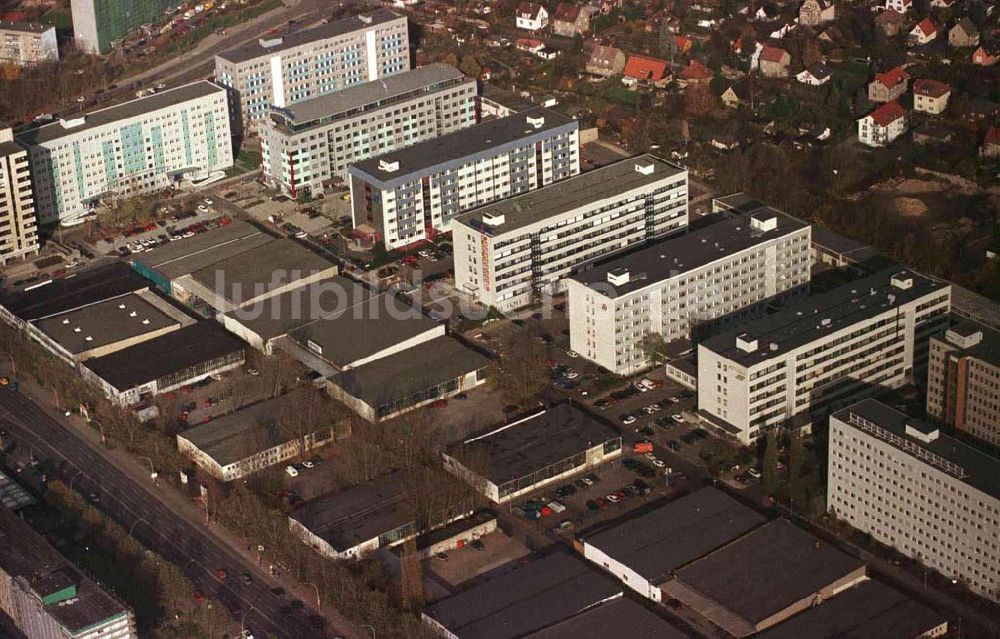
[225,148,262,177]
[603,85,640,106]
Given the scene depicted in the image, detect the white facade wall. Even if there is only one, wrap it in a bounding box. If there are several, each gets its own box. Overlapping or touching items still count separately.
[858,113,906,147]
[582,542,662,601]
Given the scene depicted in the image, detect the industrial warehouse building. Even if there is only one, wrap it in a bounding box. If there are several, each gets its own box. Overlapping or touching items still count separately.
[442,404,622,503]
[348,107,580,249]
[177,388,337,482]
[566,205,811,375]
[660,519,867,637]
[828,399,1000,603]
[581,488,765,601]
[697,268,951,445]
[453,155,688,311]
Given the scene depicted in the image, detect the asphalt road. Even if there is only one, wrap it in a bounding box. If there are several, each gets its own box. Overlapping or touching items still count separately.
[0,388,331,639]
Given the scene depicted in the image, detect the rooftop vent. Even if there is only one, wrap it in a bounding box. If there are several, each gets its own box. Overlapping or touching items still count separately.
[890,272,913,290]
[736,333,758,353]
[358,13,373,24]
[62,318,70,324]
[378,159,399,173]
[59,117,85,129]
[607,268,630,286]
[73,327,81,333]
[85,336,93,342]
[820,318,831,327]
[769,342,779,351]
[526,115,545,129]
[750,213,778,232]
[141,319,150,325]
[905,422,939,443]
[118,304,126,309]
[129,311,137,317]
[258,37,283,48]
[634,161,655,175]
[482,211,506,227]
[946,327,983,349]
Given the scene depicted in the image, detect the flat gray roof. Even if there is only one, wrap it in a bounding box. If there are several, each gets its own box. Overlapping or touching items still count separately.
[455,155,685,235]
[273,64,470,128]
[16,81,224,146]
[217,9,403,64]
[700,268,949,367]
[834,399,1000,500]
[0,262,149,321]
[446,404,620,486]
[134,219,271,280]
[583,488,765,584]
[480,84,537,113]
[756,579,946,639]
[189,238,335,303]
[0,20,52,34]
[330,336,490,408]
[674,519,865,625]
[571,209,807,297]
[290,470,412,552]
[424,551,622,639]
[936,320,1000,367]
[178,388,328,467]
[350,107,576,184]
[33,293,180,354]
[524,598,690,639]
[0,140,24,159]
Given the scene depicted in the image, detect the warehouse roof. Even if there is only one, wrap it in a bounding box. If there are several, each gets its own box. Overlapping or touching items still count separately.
[134,219,270,280]
[217,9,403,63]
[16,81,224,145]
[834,399,1000,500]
[290,470,412,553]
[524,597,690,639]
[756,579,946,639]
[84,321,245,393]
[446,404,620,486]
[189,238,335,304]
[583,488,765,583]
[271,64,470,129]
[424,551,622,639]
[571,209,807,296]
[330,336,490,409]
[350,108,577,184]
[673,519,865,625]
[455,155,685,235]
[0,262,149,321]
[34,292,181,354]
[700,268,949,367]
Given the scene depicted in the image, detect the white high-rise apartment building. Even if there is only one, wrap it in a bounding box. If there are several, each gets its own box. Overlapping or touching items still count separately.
[215,9,409,129]
[828,399,1000,603]
[566,207,811,375]
[453,155,688,312]
[16,81,233,226]
[698,268,950,445]
[259,64,476,199]
[0,126,39,264]
[348,108,580,250]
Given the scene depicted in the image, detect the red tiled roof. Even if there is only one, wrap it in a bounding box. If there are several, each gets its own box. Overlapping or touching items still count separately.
[875,9,902,25]
[874,66,910,88]
[553,2,582,22]
[914,78,950,98]
[517,2,544,18]
[676,35,692,51]
[760,46,789,63]
[868,101,906,126]
[913,18,937,37]
[681,59,713,81]
[516,38,545,49]
[624,54,669,81]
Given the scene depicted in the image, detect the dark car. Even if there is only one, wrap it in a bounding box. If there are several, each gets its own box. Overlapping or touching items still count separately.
[470,538,485,551]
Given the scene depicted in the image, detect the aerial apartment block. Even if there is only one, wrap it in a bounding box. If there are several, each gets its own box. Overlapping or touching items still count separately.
[259,64,476,198]
[828,399,1000,603]
[0,21,58,66]
[348,107,580,249]
[453,155,688,311]
[566,206,811,375]
[926,322,1000,446]
[0,504,137,639]
[16,81,233,226]
[215,9,409,129]
[698,268,951,445]
[0,125,39,263]
[71,0,178,54]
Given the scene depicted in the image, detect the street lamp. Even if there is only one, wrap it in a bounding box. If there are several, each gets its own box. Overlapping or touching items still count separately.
[240,605,255,635]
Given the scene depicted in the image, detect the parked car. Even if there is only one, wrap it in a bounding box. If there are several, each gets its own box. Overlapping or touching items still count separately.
[285,465,299,477]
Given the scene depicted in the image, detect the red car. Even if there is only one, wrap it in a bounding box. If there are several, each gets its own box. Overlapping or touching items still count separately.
[595,497,609,509]
[214,568,227,579]
[193,591,206,603]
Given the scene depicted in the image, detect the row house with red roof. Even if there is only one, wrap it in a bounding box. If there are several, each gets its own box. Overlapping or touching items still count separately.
[622,54,671,88]
[908,18,938,46]
[868,66,910,102]
[913,79,951,115]
[858,101,907,147]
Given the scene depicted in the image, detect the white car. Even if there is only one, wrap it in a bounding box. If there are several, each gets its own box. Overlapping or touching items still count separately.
[566,350,579,359]
[646,403,661,413]
[302,460,314,469]
[197,204,208,213]
[241,630,254,639]
[295,230,308,239]
[620,414,637,425]
[564,371,579,380]
[284,465,298,477]
[182,230,195,238]
[640,379,656,390]
[203,198,214,206]
[652,459,666,468]
[633,381,649,393]
[606,494,620,503]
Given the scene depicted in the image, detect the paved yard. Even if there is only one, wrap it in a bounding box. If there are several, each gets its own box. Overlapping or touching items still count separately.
[425,530,531,589]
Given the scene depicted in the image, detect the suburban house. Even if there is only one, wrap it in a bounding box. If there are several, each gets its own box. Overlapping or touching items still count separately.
[796,63,831,85]
[874,9,903,36]
[799,0,835,26]
[868,66,910,102]
[720,80,751,108]
[515,38,546,54]
[679,59,713,86]
[858,101,907,147]
[981,126,1000,158]
[972,45,998,66]
[913,79,951,114]
[909,18,938,46]
[949,18,979,48]
[516,2,549,30]
[675,35,693,54]
[587,0,622,15]
[586,44,626,76]
[622,54,671,88]
[758,46,791,78]
[884,0,912,13]
[552,3,590,37]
